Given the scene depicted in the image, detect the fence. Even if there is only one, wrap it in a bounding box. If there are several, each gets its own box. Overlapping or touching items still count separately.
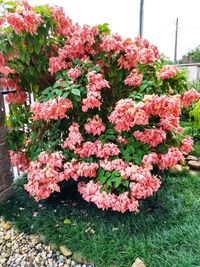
[1,90,34,179]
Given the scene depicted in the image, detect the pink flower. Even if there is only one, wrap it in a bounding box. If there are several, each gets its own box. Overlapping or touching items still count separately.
[133,128,166,147]
[24,151,64,201]
[144,94,181,118]
[84,115,106,136]
[50,6,75,37]
[108,99,148,132]
[67,66,82,79]
[5,89,27,104]
[158,115,182,133]
[82,71,110,112]
[100,33,124,53]
[142,152,159,168]
[158,147,183,170]
[9,149,30,172]
[7,4,43,35]
[117,136,128,144]
[179,135,193,154]
[156,65,177,79]
[62,122,84,150]
[31,97,73,122]
[181,89,200,107]
[124,69,143,87]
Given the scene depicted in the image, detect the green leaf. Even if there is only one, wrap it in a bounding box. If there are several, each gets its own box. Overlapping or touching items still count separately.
[62,91,70,99]
[71,88,80,96]
[113,176,122,188]
[156,143,168,154]
[63,219,71,225]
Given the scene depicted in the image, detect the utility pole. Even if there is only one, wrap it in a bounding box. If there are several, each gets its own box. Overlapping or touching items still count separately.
[174,18,178,64]
[139,0,144,38]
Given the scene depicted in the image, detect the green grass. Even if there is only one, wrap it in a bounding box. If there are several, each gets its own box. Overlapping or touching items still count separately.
[1,170,200,267]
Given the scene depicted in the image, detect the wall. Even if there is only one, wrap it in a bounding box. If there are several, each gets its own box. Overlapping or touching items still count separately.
[0,92,13,202]
[177,63,200,83]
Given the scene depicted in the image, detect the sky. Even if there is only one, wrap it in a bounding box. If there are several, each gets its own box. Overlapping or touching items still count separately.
[29,0,200,61]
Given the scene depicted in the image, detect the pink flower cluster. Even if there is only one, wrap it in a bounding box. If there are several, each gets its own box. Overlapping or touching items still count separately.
[158,147,183,170]
[31,97,73,122]
[156,65,177,79]
[82,71,110,112]
[84,115,106,136]
[133,128,166,147]
[5,89,27,104]
[67,66,82,79]
[142,147,183,171]
[74,141,120,159]
[181,88,200,107]
[48,24,98,74]
[144,94,181,118]
[108,99,148,132]
[63,159,99,180]
[179,135,193,154]
[62,122,83,150]
[9,150,30,172]
[25,151,64,201]
[100,34,124,53]
[124,69,143,87]
[7,1,42,34]
[51,6,74,37]
[0,52,15,76]
[118,37,159,70]
[78,180,139,213]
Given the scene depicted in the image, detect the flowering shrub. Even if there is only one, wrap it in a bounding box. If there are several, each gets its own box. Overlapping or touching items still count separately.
[1,1,200,212]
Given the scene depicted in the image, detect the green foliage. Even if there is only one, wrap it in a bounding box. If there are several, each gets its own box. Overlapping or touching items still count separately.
[189,100,200,138]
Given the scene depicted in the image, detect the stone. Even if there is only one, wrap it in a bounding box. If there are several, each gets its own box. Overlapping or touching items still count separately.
[179,157,186,165]
[188,160,200,170]
[60,245,72,257]
[0,258,7,264]
[131,258,146,267]
[29,234,40,243]
[171,164,183,172]
[186,155,198,161]
[189,170,200,177]
[2,222,12,231]
[4,234,11,240]
[50,242,57,250]
[72,252,86,263]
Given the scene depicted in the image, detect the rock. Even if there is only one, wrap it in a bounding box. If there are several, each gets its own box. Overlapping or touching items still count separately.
[4,234,11,240]
[189,170,200,177]
[70,260,76,266]
[0,258,7,264]
[188,160,200,170]
[50,242,57,250]
[131,258,146,267]
[179,157,186,165]
[171,164,183,172]
[2,222,12,231]
[186,155,198,161]
[72,252,86,263]
[60,245,72,257]
[29,234,40,243]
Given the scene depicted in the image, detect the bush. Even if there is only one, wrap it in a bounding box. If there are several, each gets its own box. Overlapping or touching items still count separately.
[0,0,200,213]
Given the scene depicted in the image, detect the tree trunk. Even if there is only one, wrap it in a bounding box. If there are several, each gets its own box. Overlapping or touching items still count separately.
[0,93,13,202]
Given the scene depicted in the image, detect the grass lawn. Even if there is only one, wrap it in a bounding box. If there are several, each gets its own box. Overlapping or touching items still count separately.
[1,170,200,267]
